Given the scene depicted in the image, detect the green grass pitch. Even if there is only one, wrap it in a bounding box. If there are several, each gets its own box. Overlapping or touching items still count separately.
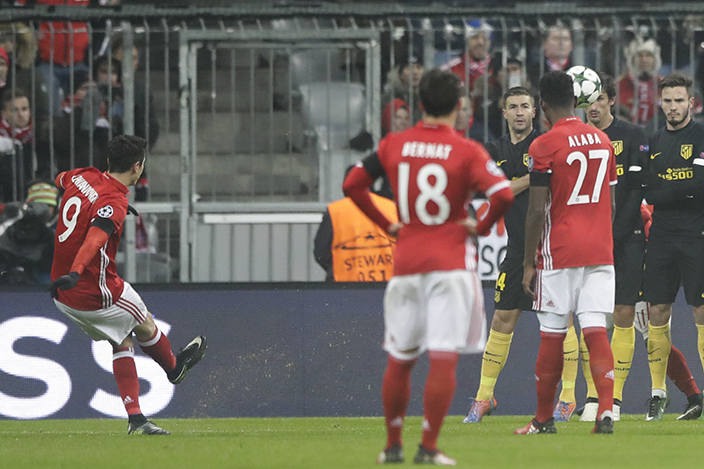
[0,415,701,468]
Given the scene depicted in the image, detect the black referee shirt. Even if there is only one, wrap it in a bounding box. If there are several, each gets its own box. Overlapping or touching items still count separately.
[602,117,648,243]
[646,119,704,237]
[484,129,541,260]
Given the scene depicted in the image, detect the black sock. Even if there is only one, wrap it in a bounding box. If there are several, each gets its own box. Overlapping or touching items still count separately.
[128,413,148,426]
[687,393,703,406]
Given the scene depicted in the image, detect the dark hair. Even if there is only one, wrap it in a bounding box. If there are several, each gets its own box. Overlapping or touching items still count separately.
[418,69,461,118]
[502,86,534,108]
[596,71,616,101]
[107,135,147,173]
[659,73,694,97]
[539,71,574,109]
[1,87,29,109]
[93,55,122,83]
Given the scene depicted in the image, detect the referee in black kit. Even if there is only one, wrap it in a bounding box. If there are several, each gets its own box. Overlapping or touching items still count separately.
[641,73,704,419]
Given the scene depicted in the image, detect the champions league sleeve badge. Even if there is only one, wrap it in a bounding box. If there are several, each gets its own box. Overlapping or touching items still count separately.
[97,205,114,218]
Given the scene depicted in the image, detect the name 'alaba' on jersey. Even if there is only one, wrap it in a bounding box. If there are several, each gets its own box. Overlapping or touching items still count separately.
[529,116,617,270]
[364,121,510,275]
[51,167,129,311]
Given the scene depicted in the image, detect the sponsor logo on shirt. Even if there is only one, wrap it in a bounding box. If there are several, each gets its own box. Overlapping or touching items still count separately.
[650,152,661,160]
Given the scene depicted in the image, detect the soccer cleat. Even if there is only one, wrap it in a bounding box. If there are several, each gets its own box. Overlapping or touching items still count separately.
[613,402,621,422]
[553,400,576,422]
[645,393,670,421]
[592,416,614,434]
[128,420,171,435]
[514,417,557,435]
[579,399,599,422]
[462,397,497,423]
[167,335,208,385]
[376,444,404,464]
[413,445,456,466]
[676,394,703,421]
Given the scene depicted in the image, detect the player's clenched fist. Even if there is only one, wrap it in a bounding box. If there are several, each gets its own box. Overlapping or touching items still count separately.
[49,272,80,299]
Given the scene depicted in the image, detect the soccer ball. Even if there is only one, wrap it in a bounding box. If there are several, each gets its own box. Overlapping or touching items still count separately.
[566,66,601,108]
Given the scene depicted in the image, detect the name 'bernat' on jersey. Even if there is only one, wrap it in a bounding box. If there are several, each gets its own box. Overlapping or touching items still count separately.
[401,141,453,159]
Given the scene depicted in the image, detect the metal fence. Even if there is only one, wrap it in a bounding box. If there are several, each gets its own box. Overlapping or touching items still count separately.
[2,3,704,282]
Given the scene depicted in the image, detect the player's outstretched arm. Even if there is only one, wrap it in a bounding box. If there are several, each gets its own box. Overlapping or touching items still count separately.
[49,225,110,299]
[343,164,394,234]
[475,186,514,236]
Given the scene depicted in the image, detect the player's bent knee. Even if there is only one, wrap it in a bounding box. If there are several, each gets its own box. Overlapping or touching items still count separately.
[132,313,157,341]
[492,309,521,333]
[577,311,607,329]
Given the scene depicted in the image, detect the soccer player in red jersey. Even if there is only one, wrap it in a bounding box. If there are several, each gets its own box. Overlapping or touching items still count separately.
[49,135,207,435]
[343,69,514,465]
[518,71,617,435]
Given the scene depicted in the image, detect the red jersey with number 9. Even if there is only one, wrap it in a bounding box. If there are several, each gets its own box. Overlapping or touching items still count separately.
[51,167,129,311]
[528,116,617,270]
[377,122,510,275]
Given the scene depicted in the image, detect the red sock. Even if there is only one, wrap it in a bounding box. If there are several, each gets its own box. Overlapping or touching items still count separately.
[535,331,565,422]
[582,327,614,420]
[112,347,142,415]
[138,328,177,371]
[382,355,416,449]
[668,345,701,397]
[421,351,459,451]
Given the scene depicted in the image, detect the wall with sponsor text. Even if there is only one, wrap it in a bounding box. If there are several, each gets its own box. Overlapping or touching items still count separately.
[0,285,698,419]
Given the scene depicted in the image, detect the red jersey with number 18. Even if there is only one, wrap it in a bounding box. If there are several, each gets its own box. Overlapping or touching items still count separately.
[377,122,510,275]
[51,167,129,311]
[528,116,617,270]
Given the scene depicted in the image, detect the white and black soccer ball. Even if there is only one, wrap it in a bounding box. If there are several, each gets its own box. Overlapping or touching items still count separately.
[566,65,601,108]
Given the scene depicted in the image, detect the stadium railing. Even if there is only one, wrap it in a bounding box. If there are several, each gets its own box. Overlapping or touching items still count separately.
[1,3,703,282]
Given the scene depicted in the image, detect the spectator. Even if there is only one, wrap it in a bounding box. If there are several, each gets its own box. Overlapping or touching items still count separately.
[1,87,33,144]
[443,20,493,141]
[0,89,37,202]
[617,37,662,126]
[110,33,160,154]
[382,55,424,124]
[443,20,493,94]
[528,24,573,88]
[381,98,411,136]
[314,166,398,282]
[0,22,50,142]
[0,180,58,284]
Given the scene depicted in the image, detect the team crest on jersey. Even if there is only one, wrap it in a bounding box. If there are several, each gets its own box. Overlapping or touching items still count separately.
[681,144,693,160]
[97,205,114,218]
[522,153,530,167]
[486,160,504,177]
[612,140,623,156]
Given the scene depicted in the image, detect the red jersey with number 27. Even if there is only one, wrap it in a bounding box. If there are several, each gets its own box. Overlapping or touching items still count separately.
[529,116,617,270]
[378,122,510,275]
[51,167,129,311]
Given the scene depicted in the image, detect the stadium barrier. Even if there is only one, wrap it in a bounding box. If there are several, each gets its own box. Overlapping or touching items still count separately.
[0,284,700,420]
